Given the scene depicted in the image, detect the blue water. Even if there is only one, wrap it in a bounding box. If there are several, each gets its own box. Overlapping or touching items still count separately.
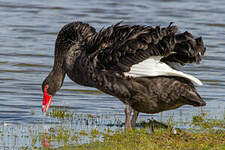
[0,0,224,148]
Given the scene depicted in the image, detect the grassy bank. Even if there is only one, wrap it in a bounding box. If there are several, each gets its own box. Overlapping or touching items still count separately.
[22,109,225,150]
[74,128,224,150]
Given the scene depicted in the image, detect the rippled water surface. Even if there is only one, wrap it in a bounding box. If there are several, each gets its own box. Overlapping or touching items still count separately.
[0,0,225,148]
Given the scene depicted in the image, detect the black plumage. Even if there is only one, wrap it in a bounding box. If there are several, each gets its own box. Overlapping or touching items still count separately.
[42,21,206,129]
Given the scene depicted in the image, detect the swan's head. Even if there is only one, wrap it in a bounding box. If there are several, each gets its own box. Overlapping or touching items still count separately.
[41,84,53,112]
[41,72,61,112]
[41,22,96,112]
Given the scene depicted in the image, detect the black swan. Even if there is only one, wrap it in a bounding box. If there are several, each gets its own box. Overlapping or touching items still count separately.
[42,21,206,130]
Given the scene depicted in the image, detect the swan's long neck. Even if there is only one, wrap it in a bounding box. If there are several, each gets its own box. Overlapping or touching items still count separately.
[49,43,67,93]
[47,41,67,94]
[46,68,66,95]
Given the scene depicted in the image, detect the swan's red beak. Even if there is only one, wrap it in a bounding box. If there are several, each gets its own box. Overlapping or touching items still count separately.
[42,87,53,112]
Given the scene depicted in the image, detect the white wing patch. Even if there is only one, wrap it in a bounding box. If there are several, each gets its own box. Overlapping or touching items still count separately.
[124,56,203,85]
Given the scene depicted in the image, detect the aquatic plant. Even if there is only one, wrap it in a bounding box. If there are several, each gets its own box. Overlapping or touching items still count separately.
[46,107,74,120]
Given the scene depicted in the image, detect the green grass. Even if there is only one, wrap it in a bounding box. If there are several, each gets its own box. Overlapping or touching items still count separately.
[1,108,224,150]
[34,110,225,150]
[192,115,225,129]
[46,107,74,120]
[74,128,225,150]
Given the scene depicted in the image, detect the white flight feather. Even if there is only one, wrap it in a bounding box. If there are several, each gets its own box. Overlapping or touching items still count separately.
[124,56,203,85]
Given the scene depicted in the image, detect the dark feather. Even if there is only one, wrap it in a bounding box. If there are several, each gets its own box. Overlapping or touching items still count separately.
[88,23,180,72]
[87,22,205,73]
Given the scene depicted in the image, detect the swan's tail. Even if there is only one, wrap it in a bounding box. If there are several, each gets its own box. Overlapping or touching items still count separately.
[182,87,206,106]
[161,31,206,65]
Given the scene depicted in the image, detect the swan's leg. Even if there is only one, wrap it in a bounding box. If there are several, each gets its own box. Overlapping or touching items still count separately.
[131,110,139,127]
[124,104,132,131]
